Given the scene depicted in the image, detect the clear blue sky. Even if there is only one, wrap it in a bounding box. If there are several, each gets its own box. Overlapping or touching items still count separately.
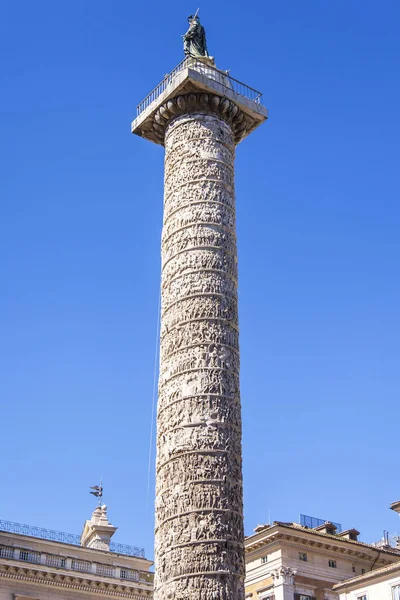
[1,1,399,559]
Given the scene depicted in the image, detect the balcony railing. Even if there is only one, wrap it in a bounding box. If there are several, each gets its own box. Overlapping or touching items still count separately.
[136,57,263,116]
[0,543,152,584]
[0,519,145,558]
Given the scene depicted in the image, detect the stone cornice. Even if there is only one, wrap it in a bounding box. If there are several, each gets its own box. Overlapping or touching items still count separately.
[245,525,400,560]
[332,560,400,591]
[0,564,151,599]
[279,538,377,561]
[152,93,250,145]
[246,531,394,563]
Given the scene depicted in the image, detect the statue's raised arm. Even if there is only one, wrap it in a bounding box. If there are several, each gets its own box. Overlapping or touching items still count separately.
[183,14,209,58]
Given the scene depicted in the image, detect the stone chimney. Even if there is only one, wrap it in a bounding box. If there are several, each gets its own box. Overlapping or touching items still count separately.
[80,504,117,551]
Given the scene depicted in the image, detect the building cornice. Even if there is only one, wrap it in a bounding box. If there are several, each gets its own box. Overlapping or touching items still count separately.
[247,536,397,573]
[332,560,400,592]
[0,564,152,599]
[245,524,400,559]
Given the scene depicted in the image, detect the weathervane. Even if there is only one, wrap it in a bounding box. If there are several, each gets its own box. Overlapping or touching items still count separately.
[90,482,103,506]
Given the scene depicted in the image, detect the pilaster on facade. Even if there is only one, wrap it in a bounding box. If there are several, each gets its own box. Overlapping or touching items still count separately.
[270,567,296,600]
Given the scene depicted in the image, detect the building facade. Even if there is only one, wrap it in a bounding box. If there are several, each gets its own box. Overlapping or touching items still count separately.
[0,506,153,600]
[245,521,400,600]
[333,562,400,599]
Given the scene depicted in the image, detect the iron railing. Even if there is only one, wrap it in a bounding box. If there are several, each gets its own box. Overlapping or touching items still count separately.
[136,57,262,116]
[0,519,145,558]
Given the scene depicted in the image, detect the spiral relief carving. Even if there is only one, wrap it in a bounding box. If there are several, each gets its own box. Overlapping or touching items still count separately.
[154,109,245,600]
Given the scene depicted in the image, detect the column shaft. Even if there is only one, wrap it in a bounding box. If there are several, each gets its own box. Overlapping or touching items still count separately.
[155,110,244,600]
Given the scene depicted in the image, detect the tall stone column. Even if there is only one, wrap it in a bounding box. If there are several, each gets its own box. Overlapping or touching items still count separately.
[132,59,267,600]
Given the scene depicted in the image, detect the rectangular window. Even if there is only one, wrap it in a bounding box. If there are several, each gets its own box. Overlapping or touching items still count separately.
[392,584,400,600]
[357,595,367,600]
[299,552,308,561]
[261,555,268,564]
[328,560,337,568]
[361,568,366,574]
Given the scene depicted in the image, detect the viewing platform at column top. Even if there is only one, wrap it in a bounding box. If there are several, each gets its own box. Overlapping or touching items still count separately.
[131,57,268,146]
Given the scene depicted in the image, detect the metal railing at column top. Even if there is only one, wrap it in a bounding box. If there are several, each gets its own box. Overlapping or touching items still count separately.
[136,58,263,117]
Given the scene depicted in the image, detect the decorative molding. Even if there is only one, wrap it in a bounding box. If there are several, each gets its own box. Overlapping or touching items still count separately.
[271,566,296,585]
[247,534,390,562]
[152,92,250,145]
[0,565,151,599]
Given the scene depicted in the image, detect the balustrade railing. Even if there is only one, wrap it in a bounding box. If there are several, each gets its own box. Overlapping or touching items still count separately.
[0,541,153,583]
[0,545,14,559]
[46,553,67,568]
[0,519,144,558]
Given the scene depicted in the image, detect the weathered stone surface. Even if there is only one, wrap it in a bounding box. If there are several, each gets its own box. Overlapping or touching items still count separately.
[152,93,250,146]
[154,110,245,600]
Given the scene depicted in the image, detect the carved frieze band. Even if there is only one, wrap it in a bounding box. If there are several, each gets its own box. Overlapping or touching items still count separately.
[152,92,249,145]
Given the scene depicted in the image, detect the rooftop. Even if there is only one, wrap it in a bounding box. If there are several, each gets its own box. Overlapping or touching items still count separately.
[245,521,400,557]
[0,518,145,559]
[332,560,400,591]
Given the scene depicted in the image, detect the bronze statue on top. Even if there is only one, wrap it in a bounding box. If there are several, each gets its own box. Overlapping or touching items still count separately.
[183,12,209,58]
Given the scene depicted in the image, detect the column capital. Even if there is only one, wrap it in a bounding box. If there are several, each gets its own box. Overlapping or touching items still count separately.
[131,57,267,147]
[271,566,297,585]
